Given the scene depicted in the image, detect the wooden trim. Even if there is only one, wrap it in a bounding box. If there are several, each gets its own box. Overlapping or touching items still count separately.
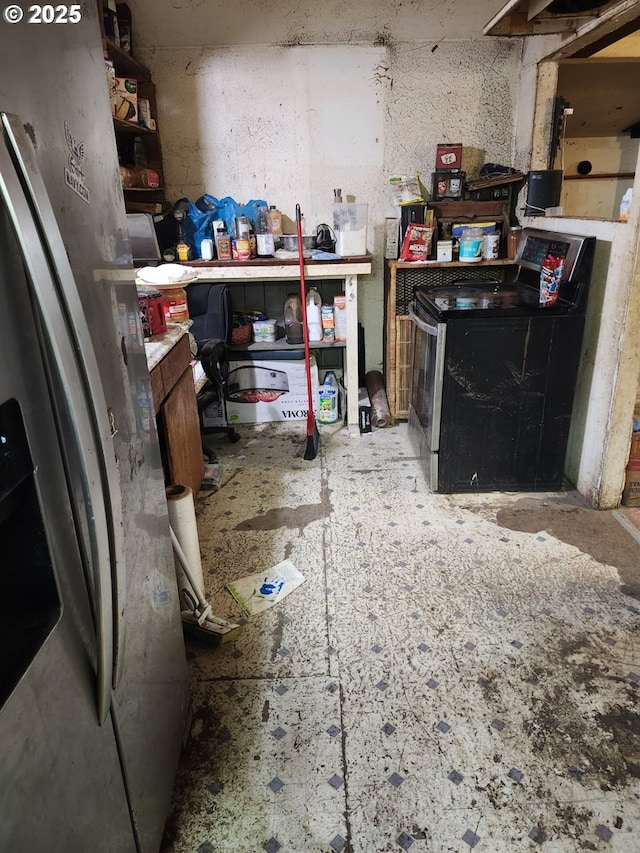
[564,172,635,180]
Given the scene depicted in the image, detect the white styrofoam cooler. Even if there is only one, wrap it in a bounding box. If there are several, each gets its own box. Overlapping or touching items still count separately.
[225,355,319,423]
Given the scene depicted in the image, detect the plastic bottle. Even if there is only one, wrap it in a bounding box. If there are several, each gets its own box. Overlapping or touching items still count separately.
[215,223,232,260]
[619,188,633,222]
[269,206,283,236]
[306,287,323,342]
[256,206,275,256]
[284,293,303,344]
[318,371,339,424]
[233,216,251,260]
[200,238,214,261]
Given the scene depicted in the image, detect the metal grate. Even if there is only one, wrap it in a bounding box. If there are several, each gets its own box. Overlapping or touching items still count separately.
[395,266,506,315]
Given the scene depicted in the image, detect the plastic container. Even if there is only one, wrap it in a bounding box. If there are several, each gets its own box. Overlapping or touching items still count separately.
[333,294,347,341]
[284,293,303,344]
[306,287,323,342]
[333,203,368,257]
[458,227,483,263]
[256,206,275,256]
[269,206,283,236]
[252,319,277,343]
[619,188,633,222]
[482,233,500,260]
[507,226,522,260]
[162,286,189,322]
[318,370,339,424]
[200,238,214,261]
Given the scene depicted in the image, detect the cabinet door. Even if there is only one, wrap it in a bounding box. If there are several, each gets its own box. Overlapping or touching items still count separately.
[162,368,204,496]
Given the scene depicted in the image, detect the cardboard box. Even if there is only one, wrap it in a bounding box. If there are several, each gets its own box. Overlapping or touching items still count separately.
[384,217,400,259]
[113,77,138,123]
[226,355,319,424]
[435,143,462,171]
[629,431,640,459]
[622,462,640,506]
[358,387,372,433]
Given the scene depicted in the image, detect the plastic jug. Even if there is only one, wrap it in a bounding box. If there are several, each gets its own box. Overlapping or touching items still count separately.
[318,371,339,424]
[284,293,303,344]
[306,287,323,342]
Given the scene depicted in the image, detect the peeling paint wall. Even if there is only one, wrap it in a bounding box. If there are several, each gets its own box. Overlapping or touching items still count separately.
[136,24,520,371]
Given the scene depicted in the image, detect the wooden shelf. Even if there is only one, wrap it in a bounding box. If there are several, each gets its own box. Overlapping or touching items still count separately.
[388,259,515,269]
[564,172,635,181]
[123,186,165,193]
[231,339,346,353]
[103,37,151,81]
[113,117,157,135]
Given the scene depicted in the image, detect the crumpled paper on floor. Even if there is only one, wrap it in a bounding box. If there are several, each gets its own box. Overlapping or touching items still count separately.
[226,559,305,616]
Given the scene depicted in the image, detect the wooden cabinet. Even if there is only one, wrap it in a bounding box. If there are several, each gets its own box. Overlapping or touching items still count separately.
[427,200,511,250]
[150,334,203,496]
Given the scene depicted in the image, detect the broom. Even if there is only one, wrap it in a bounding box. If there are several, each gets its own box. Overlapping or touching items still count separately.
[296,203,320,460]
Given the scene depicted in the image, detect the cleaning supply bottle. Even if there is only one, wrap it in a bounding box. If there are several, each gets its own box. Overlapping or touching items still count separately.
[306,287,323,342]
[318,370,339,424]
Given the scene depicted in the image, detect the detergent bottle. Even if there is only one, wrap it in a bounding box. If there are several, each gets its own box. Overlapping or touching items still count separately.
[306,287,323,342]
[318,370,339,424]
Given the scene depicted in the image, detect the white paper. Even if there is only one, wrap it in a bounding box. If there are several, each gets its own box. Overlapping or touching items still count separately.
[226,559,306,616]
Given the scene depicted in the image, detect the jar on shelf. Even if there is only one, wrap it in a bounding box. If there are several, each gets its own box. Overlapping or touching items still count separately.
[507,226,523,260]
[161,286,189,322]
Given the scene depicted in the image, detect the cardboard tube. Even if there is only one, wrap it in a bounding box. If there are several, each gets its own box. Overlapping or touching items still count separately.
[365,370,391,428]
[166,485,204,604]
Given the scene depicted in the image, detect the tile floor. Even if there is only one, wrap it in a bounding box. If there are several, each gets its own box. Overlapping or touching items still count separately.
[161,422,640,853]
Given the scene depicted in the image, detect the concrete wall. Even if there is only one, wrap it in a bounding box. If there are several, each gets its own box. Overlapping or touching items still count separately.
[132,0,520,372]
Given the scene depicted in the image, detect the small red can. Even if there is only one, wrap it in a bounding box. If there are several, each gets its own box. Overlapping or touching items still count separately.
[138,289,167,337]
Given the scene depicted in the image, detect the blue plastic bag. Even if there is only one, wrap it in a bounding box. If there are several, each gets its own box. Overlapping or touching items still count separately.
[216,196,268,237]
[174,195,269,255]
[172,195,220,256]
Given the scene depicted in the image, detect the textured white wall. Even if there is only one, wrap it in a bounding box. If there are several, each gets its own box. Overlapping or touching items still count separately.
[130,0,508,49]
[138,35,521,371]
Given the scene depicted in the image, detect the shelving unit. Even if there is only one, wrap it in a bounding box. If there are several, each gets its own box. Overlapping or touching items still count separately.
[191,257,372,429]
[384,258,516,422]
[99,2,166,214]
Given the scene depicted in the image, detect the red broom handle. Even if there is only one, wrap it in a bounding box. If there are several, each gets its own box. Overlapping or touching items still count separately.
[295,205,314,423]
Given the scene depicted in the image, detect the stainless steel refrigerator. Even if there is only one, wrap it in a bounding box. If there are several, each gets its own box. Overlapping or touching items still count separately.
[0,4,190,851]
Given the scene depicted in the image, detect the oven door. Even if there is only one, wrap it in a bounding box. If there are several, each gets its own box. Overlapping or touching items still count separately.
[408,302,447,490]
[408,302,446,451]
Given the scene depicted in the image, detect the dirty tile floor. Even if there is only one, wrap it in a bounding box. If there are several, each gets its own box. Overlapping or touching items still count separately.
[161,423,640,853]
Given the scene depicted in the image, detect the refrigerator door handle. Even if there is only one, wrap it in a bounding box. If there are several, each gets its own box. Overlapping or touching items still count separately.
[0,113,124,724]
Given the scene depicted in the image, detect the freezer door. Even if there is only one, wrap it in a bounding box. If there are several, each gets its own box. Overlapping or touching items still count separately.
[0,6,188,849]
[0,183,136,853]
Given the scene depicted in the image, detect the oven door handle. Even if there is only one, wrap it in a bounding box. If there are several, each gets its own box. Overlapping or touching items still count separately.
[408,302,440,335]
